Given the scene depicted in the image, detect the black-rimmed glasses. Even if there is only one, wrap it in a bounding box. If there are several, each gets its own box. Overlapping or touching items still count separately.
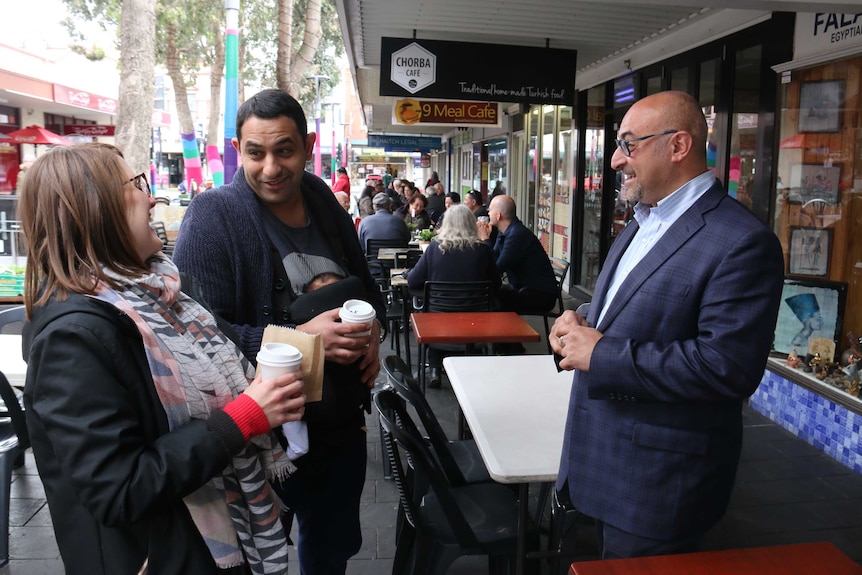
[125,173,151,196]
[614,130,678,157]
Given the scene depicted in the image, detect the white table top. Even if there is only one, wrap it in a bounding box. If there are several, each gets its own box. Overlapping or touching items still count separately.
[443,354,574,484]
[0,334,27,387]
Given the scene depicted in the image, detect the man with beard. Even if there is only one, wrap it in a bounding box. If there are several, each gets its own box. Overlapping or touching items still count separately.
[174,88,385,575]
[550,91,784,559]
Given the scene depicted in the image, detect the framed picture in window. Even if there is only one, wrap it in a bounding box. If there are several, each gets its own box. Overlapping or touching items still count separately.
[787,164,841,205]
[798,80,844,133]
[773,278,847,357]
[788,226,832,277]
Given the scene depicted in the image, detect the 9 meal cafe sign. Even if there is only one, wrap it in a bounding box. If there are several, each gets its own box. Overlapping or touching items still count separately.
[392,99,500,128]
[380,37,577,106]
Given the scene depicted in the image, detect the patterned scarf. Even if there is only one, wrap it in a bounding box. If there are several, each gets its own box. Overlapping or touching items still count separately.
[94,254,292,574]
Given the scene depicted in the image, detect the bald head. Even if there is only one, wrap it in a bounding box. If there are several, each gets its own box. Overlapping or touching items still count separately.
[334,191,350,212]
[489,194,517,231]
[629,91,708,169]
[612,91,710,205]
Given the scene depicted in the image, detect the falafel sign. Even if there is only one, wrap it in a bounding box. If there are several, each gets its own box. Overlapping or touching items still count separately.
[392,99,500,127]
[381,37,576,106]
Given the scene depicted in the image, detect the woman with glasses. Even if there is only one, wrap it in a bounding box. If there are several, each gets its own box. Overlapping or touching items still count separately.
[18,144,305,575]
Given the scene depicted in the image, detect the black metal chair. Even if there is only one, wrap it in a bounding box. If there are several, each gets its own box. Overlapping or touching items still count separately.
[542,256,571,353]
[415,280,494,389]
[149,221,175,257]
[0,370,29,567]
[0,307,25,335]
[382,355,490,486]
[374,389,526,575]
[364,238,408,282]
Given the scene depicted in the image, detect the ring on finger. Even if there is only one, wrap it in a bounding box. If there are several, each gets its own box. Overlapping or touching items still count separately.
[558,336,565,347]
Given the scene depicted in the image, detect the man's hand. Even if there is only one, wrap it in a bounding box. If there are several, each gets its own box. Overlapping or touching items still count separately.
[549,310,602,371]
[358,320,382,388]
[477,221,493,241]
[297,308,374,365]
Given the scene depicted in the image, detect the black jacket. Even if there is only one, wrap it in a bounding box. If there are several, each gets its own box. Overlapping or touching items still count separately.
[22,293,247,575]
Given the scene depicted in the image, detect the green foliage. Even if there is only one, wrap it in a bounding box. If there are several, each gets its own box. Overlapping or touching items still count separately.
[240,0,343,108]
[419,229,436,242]
[60,0,345,112]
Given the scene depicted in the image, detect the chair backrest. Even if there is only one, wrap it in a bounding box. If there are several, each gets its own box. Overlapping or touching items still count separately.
[548,256,570,314]
[365,237,408,258]
[422,281,493,313]
[393,248,423,269]
[374,389,479,546]
[0,306,25,335]
[382,355,468,484]
[0,371,29,451]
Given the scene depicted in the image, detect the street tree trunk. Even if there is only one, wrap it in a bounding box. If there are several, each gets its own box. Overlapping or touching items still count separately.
[278,0,322,96]
[115,0,156,173]
[276,0,294,92]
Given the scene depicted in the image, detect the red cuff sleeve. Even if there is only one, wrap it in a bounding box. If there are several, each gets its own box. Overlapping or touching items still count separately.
[222,394,271,441]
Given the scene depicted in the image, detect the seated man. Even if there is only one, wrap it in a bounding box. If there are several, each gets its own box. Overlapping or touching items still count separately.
[358,192,411,253]
[479,195,558,315]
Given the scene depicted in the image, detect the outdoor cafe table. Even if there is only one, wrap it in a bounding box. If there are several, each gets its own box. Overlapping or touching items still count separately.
[389,268,413,366]
[443,354,573,575]
[0,334,27,387]
[567,542,862,575]
[411,311,540,392]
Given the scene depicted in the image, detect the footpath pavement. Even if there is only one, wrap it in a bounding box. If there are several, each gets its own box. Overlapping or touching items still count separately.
[3,314,862,574]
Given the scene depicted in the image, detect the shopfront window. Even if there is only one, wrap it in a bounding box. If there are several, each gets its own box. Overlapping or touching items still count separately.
[728,45,763,215]
[553,107,573,261]
[580,86,605,291]
[486,137,507,199]
[526,107,540,232]
[773,54,862,404]
[536,105,555,250]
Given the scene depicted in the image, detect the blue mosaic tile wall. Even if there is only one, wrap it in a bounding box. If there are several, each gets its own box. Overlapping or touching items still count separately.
[750,368,862,474]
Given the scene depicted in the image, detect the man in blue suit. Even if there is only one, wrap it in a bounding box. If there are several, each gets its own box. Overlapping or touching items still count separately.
[551,91,784,559]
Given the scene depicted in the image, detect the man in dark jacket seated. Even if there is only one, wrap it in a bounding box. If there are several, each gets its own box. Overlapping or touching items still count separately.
[478,194,558,315]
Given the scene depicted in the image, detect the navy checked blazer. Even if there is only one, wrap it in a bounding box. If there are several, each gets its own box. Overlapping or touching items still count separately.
[557,179,784,540]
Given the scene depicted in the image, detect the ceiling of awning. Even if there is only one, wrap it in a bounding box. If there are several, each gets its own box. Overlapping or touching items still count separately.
[335,0,860,136]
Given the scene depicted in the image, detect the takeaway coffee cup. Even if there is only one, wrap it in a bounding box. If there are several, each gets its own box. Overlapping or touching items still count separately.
[256,342,303,380]
[256,343,308,460]
[339,299,376,337]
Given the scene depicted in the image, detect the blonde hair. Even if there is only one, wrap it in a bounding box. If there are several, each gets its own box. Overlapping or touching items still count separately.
[436,204,484,253]
[18,144,149,315]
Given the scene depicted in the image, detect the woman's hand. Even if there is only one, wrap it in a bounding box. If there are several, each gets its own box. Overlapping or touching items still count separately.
[243,371,306,427]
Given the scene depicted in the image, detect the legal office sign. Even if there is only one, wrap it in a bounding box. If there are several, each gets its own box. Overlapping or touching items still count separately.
[391,43,436,94]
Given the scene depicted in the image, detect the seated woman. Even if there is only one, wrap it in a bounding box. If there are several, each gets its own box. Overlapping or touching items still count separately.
[358,184,375,219]
[18,143,306,575]
[407,204,500,387]
[403,193,432,230]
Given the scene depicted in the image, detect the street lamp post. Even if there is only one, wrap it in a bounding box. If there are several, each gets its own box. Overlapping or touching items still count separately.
[328,102,339,185]
[307,74,328,177]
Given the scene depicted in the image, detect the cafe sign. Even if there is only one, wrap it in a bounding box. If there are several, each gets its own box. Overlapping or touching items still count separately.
[391,43,437,94]
[61,125,116,137]
[381,37,576,106]
[392,99,500,127]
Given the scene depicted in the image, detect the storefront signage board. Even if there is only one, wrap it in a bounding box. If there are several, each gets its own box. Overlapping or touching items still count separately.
[380,37,576,106]
[794,13,862,61]
[367,134,442,152]
[392,99,500,127]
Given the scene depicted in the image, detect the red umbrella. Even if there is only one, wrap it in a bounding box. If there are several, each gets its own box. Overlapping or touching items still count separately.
[5,125,73,146]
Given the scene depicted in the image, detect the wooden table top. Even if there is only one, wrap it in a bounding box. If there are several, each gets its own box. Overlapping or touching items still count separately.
[410,311,540,345]
[568,542,862,575]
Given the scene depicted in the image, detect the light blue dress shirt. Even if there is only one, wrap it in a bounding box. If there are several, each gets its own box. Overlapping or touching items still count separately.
[597,171,716,327]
